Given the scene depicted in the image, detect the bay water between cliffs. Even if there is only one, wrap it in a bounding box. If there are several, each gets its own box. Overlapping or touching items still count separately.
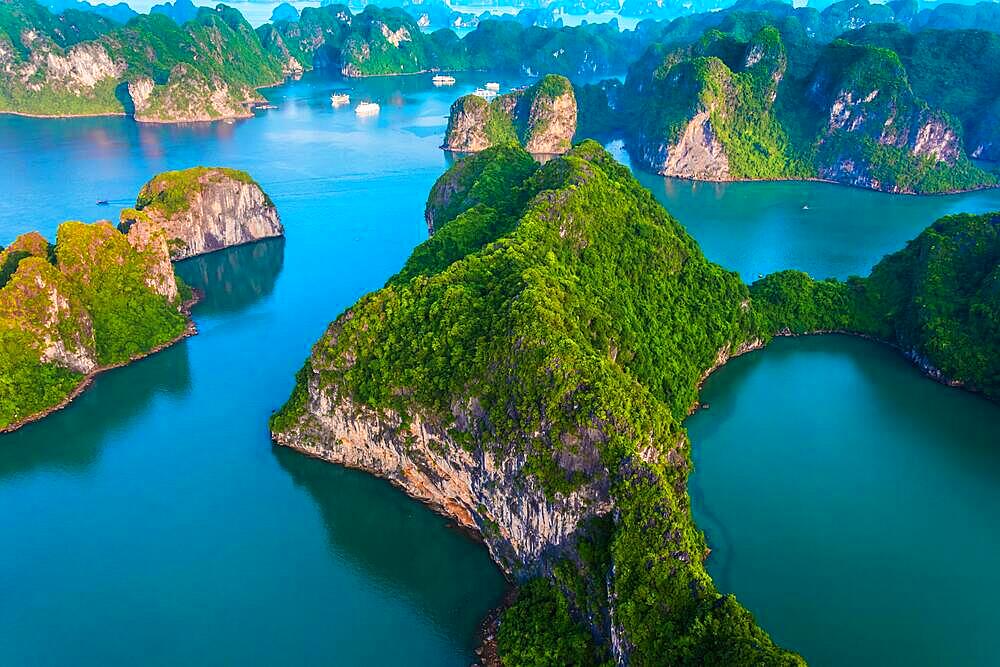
[1,71,999,665]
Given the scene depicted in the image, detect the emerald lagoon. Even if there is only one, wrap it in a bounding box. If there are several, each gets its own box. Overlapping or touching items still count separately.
[1,71,998,665]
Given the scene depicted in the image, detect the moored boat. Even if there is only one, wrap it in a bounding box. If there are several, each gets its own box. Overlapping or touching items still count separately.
[330,93,351,107]
[355,101,380,116]
[432,75,456,86]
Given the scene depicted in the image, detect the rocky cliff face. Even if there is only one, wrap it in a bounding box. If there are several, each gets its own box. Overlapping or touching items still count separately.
[120,218,180,302]
[442,95,492,152]
[626,28,785,182]
[121,167,283,260]
[641,109,731,180]
[0,256,97,374]
[0,0,285,121]
[621,24,993,193]
[129,65,263,123]
[274,372,612,571]
[272,142,800,664]
[0,218,194,431]
[442,74,577,155]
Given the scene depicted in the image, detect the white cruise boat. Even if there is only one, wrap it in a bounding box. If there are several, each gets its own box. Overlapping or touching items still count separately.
[484,81,500,91]
[432,75,456,86]
[330,93,351,107]
[354,101,380,116]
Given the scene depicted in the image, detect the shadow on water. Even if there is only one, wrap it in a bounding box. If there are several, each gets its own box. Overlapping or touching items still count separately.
[113,82,135,116]
[271,445,506,633]
[0,341,192,480]
[174,238,285,317]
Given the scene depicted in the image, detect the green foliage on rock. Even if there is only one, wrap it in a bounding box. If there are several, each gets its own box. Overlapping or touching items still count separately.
[753,212,1000,399]
[620,20,996,193]
[132,166,259,217]
[273,142,802,665]
[497,578,603,666]
[55,221,188,364]
[0,0,285,120]
[0,220,189,430]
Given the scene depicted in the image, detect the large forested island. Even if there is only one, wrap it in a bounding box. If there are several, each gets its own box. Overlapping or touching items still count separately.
[0,220,191,431]
[0,166,280,431]
[271,141,999,663]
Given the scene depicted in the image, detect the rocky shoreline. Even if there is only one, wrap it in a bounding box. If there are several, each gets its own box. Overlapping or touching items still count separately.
[689,329,988,422]
[640,171,1000,196]
[0,290,202,435]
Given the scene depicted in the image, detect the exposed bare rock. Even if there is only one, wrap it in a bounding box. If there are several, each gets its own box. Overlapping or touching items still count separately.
[443,75,577,155]
[0,257,97,374]
[122,221,180,302]
[442,95,492,152]
[120,167,283,260]
[644,110,731,180]
[274,383,612,572]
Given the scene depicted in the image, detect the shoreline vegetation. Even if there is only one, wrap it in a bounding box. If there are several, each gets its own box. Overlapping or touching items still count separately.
[5,0,1000,191]
[270,142,997,665]
[0,290,201,434]
[0,165,282,434]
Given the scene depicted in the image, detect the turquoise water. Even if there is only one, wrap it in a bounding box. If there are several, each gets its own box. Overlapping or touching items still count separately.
[1,69,999,664]
[687,336,1000,665]
[0,73,507,665]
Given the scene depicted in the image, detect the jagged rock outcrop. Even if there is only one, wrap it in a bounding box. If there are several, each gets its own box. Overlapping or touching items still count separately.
[129,64,264,123]
[119,218,179,302]
[442,74,577,154]
[646,109,731,181]
[621,23,994,193]
[0,219,193,431]
[120,167,283,260]
[0,256,97,374]
[276,389,611,571]
[442,95,493,153]
[272,142,802,664]
[626,27,786,181]
[0,0,285,121]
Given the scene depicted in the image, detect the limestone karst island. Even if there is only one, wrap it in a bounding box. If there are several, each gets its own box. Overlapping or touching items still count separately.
[1,0,998,665]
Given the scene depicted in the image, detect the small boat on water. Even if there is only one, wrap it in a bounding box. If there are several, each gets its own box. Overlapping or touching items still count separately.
[432,75,456,86]
[95,199,109,206]
[355,101,380,116]
[484,81,500,91]
[472,88,497,100]
[330,93,351,107]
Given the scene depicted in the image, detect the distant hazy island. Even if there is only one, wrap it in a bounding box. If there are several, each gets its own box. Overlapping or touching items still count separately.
[442,6,1000,193]
[271,141,998,664]
[0,167,281,432]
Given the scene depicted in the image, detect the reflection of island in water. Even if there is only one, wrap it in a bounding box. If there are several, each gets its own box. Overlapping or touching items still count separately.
[272,446,506,639]
[0,342,192,480]
[174,237,285,317]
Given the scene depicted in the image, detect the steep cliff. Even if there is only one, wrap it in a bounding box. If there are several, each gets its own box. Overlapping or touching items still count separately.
[0,220,190,431]
[443,74,577,155]
[621,22,995,193]
[844,23,1000,163]
[272,142,802,665]
[120,167,283,260]
[0,0,285,121]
